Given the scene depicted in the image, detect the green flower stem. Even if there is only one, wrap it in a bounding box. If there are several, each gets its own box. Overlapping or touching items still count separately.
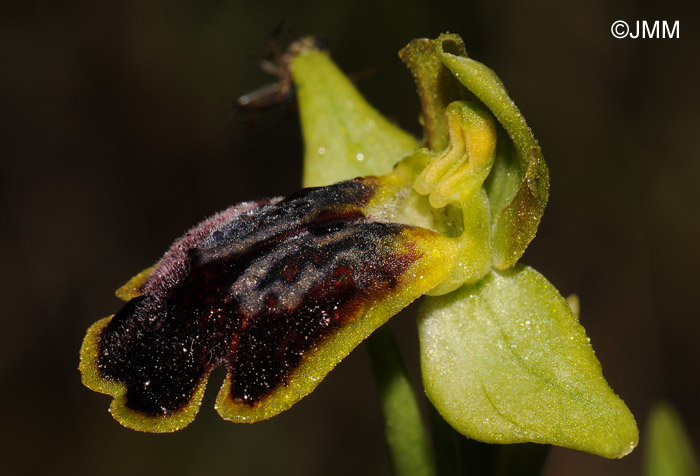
[368,327,436,476]
[645,402,700,476]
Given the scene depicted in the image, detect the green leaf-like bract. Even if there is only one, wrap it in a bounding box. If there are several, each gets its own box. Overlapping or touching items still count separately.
[418,264,638,459]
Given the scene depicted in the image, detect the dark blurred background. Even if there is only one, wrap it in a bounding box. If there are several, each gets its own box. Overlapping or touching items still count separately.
[1,0,698,475]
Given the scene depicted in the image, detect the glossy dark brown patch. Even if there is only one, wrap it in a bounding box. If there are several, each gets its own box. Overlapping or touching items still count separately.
[95,178,419,416]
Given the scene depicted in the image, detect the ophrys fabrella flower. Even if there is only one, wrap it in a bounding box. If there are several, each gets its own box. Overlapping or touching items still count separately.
[80,34,637,459]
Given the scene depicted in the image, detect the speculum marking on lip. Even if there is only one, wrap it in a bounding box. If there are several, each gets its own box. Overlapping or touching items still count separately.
[93,178,420,417]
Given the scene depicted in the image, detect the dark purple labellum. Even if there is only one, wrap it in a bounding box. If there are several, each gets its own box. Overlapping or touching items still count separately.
[93,178,419,417]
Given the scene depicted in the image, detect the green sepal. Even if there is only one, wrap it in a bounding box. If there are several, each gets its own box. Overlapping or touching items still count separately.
[418,264,638,459]
[435,34,549,269]
[290,47,419,187]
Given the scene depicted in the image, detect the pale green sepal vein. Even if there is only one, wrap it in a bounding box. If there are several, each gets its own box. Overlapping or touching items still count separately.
[418,264,638,459]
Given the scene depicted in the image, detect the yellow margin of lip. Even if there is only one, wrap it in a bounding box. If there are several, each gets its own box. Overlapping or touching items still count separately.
[115,266,155,301]
[79,315,208,433]
[215,226,452,423]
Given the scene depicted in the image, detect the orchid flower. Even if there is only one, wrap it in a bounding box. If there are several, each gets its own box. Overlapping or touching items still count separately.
[79,33,637,460]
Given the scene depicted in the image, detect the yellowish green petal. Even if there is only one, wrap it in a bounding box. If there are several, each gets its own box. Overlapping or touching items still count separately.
[399,38,469,152]
[435,34,549,269]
